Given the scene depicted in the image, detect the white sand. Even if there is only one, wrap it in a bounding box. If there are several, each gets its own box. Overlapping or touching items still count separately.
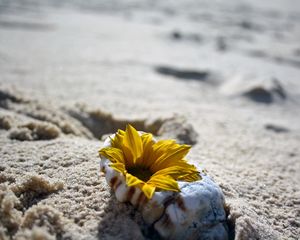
[0,0,300,239]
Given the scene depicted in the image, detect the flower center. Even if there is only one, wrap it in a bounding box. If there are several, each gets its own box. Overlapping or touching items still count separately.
[127,166,152,182]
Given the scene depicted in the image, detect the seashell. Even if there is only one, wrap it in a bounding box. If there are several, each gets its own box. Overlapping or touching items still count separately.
[100,134,228,240]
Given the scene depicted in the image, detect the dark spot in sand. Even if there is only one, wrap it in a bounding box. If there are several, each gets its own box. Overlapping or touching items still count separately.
[216,36,227,52]
[155,66,209,82]
[170,30,202,43]
[239,20,253,30]
[0,20,55,31]
[289,153,296,157]
[238,20,262,32]
[242,78,287,104]
[265,124,289,133]
[243,87,273,104]
[171,30,182,40]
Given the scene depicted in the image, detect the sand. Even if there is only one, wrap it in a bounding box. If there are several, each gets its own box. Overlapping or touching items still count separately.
[0,0,300,239]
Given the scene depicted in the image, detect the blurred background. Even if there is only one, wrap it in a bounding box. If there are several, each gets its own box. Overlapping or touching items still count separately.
[1,0,300,146]
[1,0,300,141]
[1,0,299,119]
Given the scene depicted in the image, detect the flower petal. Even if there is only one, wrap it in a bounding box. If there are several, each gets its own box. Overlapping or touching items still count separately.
[142,184,156,199]
[110,162,126,174]
[139,133,154,167]
[177,173,201,182]
[150,140,176,160]
[123,125,143,165]
[122,145,134,168]
[125,173,145,187]
[150,143,191,172]
[111,130,125,149]
[147,174,180,192]
[152,165,199,180]
[99,147,124,163]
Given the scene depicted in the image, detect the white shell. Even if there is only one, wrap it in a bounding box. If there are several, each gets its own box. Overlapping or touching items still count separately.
[100,134,228,240]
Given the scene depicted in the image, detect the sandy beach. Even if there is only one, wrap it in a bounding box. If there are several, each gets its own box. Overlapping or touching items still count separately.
[0,0,300,239]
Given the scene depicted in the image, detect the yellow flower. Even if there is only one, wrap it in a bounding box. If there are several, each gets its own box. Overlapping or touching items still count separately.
[99,124,200,199]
